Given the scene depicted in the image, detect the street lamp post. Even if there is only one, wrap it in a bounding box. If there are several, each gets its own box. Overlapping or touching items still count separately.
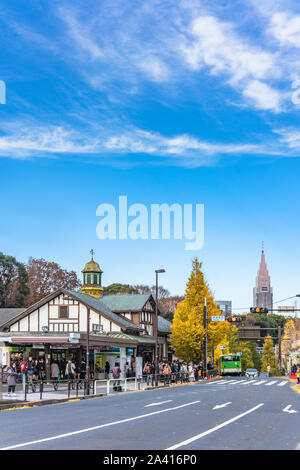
[155,269,165,387]
[85,307,90,395]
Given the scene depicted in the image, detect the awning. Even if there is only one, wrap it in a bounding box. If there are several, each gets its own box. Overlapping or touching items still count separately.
[10,336,70,344]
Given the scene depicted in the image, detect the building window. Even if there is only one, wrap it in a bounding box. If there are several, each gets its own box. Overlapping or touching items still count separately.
[59,305,68,319]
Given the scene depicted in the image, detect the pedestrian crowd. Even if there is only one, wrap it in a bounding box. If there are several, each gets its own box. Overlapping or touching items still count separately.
[142,360,209,386]
[2,357,89,396]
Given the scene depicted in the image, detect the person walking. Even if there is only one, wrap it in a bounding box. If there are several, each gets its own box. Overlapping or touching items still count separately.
[65,359,75,380]
[144,362,152,386]
[6,363,18,396]
[111,362,121,391]
[26,356,35,390]
[79,360,86,380]
[33,360,39,381]
[163,362,171,385]
[105,361,110,380]
[51,361,60,380]
[20,358,27,392]
[188,363,195,382]
[38,358,46,381]
[297,365,300,384]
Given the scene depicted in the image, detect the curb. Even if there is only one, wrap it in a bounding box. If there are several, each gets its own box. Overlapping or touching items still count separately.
[0,392,106,412]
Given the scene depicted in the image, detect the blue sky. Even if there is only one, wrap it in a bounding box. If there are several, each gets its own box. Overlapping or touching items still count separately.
[1,0,300,311]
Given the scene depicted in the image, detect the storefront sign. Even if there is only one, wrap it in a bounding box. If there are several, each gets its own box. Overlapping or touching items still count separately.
[83,346,120,352]
[50,344,80,349]
[126,348,135,356]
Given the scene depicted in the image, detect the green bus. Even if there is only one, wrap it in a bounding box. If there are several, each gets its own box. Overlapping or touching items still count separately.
[220,354,242,376]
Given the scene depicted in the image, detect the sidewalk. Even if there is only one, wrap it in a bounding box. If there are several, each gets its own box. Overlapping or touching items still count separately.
[0,375,221,410]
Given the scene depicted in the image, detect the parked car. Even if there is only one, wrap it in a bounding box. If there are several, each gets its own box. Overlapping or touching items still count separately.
[245,368,258,378]
[259,371,269,378]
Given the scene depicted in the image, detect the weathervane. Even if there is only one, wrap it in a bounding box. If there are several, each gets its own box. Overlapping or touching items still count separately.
[90,249,95,260]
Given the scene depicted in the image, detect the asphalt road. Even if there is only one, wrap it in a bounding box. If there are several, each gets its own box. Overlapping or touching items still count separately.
[0,377,299,450]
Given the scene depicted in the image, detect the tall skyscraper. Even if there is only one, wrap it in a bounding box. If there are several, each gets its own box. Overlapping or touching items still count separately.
[253,242,273,312]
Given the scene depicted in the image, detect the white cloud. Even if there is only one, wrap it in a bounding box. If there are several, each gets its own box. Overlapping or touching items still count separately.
[268,12,300,48]
[274,128,300,149]
[243,80,283,112]
[0,122,283,165]
[182,16,276,83]
[0,126,98,158]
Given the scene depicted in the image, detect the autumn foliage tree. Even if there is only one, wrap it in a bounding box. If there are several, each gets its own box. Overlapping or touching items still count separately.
[261,336,276,373]
[25,258,81,306]
[0,252,29,307]
[171,258,227,362]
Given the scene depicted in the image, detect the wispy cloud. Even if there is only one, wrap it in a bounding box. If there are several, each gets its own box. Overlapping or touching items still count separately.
[0,121,293,166]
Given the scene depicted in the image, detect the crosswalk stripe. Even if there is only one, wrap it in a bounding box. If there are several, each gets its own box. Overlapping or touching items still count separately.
[253,380,266,385]
[240,380,257,385]
[265,381,277,386]
[277,381,288,386]
[216,380,238,384]
[207,380,224,385]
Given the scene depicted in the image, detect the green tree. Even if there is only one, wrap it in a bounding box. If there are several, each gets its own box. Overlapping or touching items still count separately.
[248,342,262,372]
[228,326,240,353]
[102,283,138,295]
[261,336,276,373]
[0,252,29,307]
[171,258,222,362]
[240,343,254,374]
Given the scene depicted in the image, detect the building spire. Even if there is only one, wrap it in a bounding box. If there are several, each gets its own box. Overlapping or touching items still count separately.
[90,249,95,260]
[262,241,264,253]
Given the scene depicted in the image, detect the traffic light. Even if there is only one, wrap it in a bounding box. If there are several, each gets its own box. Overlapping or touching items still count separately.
[201,340,205,350]
[227,316,242,323]
[250,307,268,313]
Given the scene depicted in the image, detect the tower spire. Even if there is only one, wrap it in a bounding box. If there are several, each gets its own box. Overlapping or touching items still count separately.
[262,241,264,253]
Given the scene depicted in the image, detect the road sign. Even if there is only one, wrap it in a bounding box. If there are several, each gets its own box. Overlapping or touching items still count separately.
[220,346,226,350]
[212,316,225,321]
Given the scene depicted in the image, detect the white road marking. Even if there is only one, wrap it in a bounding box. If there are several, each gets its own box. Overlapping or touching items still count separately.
[283,405,298,414]
[206,380,225,385]
[217,380,240,385]
[145,400,173,407]
[213,402,232,410]
[240,380,257,385]
[230,380,248,384]
[166,403,264,450]
[265,381,277,386]
[277,381,288,387]
[0,400,200,450]
[253,380,266,385]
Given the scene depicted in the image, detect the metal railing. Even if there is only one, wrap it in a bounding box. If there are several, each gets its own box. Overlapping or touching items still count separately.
[2,368,221,401]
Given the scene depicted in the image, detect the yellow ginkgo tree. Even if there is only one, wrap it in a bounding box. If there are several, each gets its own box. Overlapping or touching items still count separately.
[171,258,227,362]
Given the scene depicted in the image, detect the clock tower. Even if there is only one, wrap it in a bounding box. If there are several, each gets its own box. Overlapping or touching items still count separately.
[81,250,104,298]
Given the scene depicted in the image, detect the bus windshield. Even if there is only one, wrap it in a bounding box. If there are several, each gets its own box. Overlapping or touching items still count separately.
[221,355,240,362]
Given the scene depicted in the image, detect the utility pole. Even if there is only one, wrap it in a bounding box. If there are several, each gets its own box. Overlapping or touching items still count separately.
[203,298,207,379]
[278,326,282,371]
[154,269,165,387]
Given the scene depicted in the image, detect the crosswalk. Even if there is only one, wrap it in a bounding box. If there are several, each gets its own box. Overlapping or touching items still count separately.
[208,379,289,388]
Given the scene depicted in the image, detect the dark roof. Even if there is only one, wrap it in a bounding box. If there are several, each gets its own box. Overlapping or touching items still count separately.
[158,316,172,333]
[101,294,152,312]
[0,289,141,332]
[66,290,140,331]
[0,308,26,329]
